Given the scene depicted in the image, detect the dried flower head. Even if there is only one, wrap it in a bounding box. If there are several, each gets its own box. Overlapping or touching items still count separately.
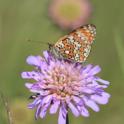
[21,51,110,124]
[49,0,92,30]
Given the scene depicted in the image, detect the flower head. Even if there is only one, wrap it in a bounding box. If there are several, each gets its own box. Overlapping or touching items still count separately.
[21,51,110,124]
[49,0,92,30]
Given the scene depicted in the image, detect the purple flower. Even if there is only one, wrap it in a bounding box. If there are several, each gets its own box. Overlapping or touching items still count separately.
[21,51,110,124]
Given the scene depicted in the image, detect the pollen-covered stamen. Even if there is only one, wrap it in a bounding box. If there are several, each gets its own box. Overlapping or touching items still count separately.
[42,65,82,100]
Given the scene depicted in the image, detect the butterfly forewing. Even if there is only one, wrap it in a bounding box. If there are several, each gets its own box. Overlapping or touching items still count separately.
[52,24,96,63]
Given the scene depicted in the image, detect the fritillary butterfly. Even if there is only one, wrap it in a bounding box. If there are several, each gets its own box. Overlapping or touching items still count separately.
[49,24,96,63]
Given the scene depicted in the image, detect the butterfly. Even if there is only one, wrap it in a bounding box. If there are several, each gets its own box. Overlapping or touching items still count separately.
[49,24,96,63]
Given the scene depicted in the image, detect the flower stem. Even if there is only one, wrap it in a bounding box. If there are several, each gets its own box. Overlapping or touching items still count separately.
[66,113,69,124]
[0,92,13,124]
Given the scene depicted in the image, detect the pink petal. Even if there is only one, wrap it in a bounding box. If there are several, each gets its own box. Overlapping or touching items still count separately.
[21,71,41,81]
[28,99,41,109]
[68,102,80,117]
[42,95,52,105]
[58,105,67,124]
[81,106,89,117]
[39,95,53,118]
[50,100,60,114]
[91,92,110,104]
[26,56,41,66]
[89,65,101,75]
[35,103,42,119]
[82,88,95,94]
[83,97,99,112]
[40,103,50,118]
[96,78,110,85]
[43,51,50,60]
[25,83,42,93]
[82,64,93,73]
[72,96,81,104]
[25,83,33,89]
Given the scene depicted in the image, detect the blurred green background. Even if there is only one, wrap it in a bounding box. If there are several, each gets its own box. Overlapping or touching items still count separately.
[0,0,124,124]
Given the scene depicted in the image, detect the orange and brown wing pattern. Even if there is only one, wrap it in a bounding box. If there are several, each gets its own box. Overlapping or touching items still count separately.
[53,24,96,63]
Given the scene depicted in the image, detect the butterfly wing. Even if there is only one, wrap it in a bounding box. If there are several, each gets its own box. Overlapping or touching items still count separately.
[53,24,96,62]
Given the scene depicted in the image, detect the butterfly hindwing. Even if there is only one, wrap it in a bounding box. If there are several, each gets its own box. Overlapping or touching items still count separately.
[51,24,96,63]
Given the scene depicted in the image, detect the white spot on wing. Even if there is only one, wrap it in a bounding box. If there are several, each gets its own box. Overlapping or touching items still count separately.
[65,50,69,54]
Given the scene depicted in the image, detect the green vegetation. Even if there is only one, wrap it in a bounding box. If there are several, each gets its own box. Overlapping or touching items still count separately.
[0,0,124,124]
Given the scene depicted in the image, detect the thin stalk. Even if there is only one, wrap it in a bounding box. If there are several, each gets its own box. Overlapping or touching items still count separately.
[0,92,13,124]
[66,113,69,124]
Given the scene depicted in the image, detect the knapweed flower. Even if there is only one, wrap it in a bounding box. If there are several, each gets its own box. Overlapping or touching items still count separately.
[21,51,110,124]
[49,0,92,30]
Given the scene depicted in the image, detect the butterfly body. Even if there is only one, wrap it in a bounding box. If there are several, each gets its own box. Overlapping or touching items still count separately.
[50,24,96,63]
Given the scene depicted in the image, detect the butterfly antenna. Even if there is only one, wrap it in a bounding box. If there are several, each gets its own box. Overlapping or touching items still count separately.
[27,39,54,48]
[27,39,54,51]
[27,39,44,44]
[0,92,13,124]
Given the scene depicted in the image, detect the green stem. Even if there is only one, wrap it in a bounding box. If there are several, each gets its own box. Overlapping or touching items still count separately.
[66,113,69,124]
[0,92,13,124]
